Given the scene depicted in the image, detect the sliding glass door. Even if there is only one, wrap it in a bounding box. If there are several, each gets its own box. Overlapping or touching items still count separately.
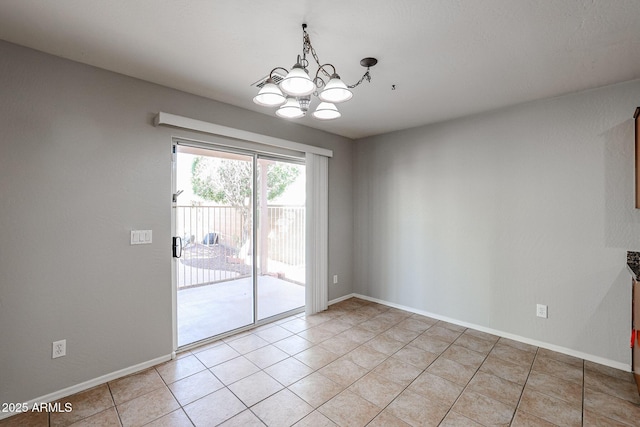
[173,143,305,347]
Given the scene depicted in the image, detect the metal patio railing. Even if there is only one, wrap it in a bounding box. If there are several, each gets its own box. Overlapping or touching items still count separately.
[175,205,305,289]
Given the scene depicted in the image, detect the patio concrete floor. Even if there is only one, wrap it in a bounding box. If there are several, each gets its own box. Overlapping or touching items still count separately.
[177,275,304,347]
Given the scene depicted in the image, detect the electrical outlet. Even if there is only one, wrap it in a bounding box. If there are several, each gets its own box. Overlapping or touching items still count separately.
[52,339,66,358]
[536,304,548,319]
[333,274,338,285]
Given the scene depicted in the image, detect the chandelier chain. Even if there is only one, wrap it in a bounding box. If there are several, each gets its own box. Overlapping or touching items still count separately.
[303,25,372,88]
[303,28,332,79]
[347,71,372,89]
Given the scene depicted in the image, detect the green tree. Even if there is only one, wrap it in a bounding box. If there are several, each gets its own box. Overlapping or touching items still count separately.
[191,157,253,208]
[191,156,301,245]
[192,157,300,205]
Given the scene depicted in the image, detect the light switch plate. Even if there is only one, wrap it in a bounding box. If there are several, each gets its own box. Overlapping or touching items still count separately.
[131,230,152,245]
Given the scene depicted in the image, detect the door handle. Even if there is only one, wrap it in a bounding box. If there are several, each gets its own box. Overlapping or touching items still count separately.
[172,236,182,258]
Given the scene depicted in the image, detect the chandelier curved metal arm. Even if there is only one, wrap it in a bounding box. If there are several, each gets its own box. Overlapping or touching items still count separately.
[268,67,290,81]
[253,23,377,120]
[312,64,337,92]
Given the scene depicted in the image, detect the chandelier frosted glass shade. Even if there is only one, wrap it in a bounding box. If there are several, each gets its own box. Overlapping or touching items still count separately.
[253,80,286,107]
[319,75,353,103]
[280,65,315,97]
[276,97,305,119]
[312,102,341,120]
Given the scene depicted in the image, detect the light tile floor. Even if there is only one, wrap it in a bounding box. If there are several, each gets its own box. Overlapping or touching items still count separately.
[3,298,640,426]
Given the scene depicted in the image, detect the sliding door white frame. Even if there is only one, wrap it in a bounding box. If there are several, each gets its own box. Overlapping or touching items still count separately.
[158,113,332,349]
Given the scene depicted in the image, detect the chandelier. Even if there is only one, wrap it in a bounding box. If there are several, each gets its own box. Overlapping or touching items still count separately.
[253,24,377,120]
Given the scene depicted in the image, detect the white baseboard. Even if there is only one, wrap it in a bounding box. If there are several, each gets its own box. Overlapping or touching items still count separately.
[328,293,357,305]
[342,293,630,373]
[0,353,173,421]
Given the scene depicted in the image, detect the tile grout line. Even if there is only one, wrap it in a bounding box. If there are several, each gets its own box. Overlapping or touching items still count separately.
[364,320,505,425]
[367,332,462,424]
[364,324,492,425]
[105,381,124,427]
[253,307,373,425]
[508,346,539,426]
[430,331,499,426]
[182,313,360,426]
[157,364,195,427]
[582,358,585,426]
[530,351,589,423]
[279,305,404,425]
[415,328,469,425]
[290,309,399,425]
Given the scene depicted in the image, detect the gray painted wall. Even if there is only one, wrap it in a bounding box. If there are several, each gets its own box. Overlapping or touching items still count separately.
[354,80,640,366]
[0,41,354,404]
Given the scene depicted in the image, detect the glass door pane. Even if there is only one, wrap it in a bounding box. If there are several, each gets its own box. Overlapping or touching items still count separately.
[175,145,254,346]
[256,157,305,320]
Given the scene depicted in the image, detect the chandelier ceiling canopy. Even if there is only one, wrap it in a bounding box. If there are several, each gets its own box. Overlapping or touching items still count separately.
[253,24,377,121]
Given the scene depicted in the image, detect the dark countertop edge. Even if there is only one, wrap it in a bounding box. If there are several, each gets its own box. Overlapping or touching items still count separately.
[628,251,640,281]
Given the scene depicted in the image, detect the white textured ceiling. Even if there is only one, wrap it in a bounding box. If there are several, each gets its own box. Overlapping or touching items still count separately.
[1,0,639,139]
